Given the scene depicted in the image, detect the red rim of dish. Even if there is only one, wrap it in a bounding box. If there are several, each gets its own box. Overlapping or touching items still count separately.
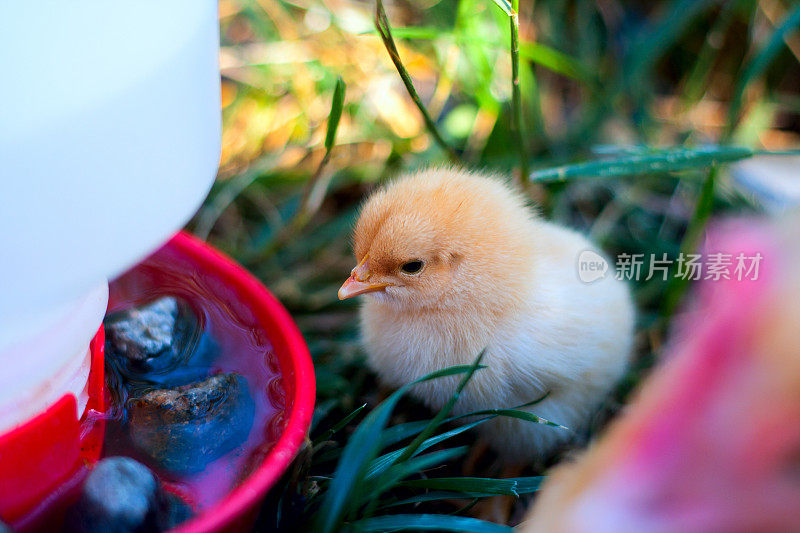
[168,231,316,533]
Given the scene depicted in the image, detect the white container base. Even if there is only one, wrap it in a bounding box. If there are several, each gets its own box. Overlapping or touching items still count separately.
[0,282,108,434]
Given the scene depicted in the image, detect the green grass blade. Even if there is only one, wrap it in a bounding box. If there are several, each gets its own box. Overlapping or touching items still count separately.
[380,420,432,448]
[529,146,754,182]
[367,418,489,479]
[511,476,546,493]
[411,364,488,383]
[508,0,529,184]
[519,41,590,81]
[725,5,800,139]
[193,154,279,240]
[313,364,484,533]
[347,514,513,532]
[682,0,752,107]
[360,26,443,40]
[314,393,409,532]
[312,403,367,446]
[254,77,347,256]
[325,77,346,152]
[456,0,501,114]
[370,393,556,479]
[374,0,459,161]
[452,408,567,429]
[310,398,339,433]
[489,0,513,16]
[399,475,543,495]
[512,392,550,408]
[661,165,718,318]
[366,447,469,505]
[395,351,486,464]
[400,477,518,496]
[378,393,548,450]
[379,491,499,509]
[626,0,717,84]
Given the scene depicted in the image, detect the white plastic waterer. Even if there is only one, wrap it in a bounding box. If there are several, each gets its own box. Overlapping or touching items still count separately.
[0,1,220,436]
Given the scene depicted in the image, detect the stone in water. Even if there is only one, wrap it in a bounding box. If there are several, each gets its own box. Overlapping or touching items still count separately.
[64,457,191,533]
[104,296,203,377]
[129,373,255,473]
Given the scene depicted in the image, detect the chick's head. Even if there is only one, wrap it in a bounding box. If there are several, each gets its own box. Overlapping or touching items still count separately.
[339,168,537,311]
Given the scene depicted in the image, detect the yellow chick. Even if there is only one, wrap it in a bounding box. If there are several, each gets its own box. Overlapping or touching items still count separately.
[338,167,634,462]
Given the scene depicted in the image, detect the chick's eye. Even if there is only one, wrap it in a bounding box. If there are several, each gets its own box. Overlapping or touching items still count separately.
[400,260,424,274]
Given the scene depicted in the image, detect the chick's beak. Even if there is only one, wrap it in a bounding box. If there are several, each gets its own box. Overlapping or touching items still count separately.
[338,255,390,300]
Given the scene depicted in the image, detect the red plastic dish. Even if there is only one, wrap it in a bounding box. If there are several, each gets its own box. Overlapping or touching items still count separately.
[0,328,105,526]
[0,232,315,532]
[167,232,315,533]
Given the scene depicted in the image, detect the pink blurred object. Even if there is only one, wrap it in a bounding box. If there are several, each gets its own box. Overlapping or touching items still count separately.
[522,215,800,533]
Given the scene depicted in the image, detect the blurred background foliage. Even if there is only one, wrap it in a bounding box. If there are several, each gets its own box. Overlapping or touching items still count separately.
[190,0,800,529]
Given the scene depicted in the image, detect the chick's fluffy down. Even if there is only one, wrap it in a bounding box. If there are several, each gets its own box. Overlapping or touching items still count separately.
[353,168,634,462]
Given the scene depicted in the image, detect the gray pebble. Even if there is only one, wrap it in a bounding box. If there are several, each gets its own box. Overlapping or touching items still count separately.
[129,373,255,474]
[64,457,191,533]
